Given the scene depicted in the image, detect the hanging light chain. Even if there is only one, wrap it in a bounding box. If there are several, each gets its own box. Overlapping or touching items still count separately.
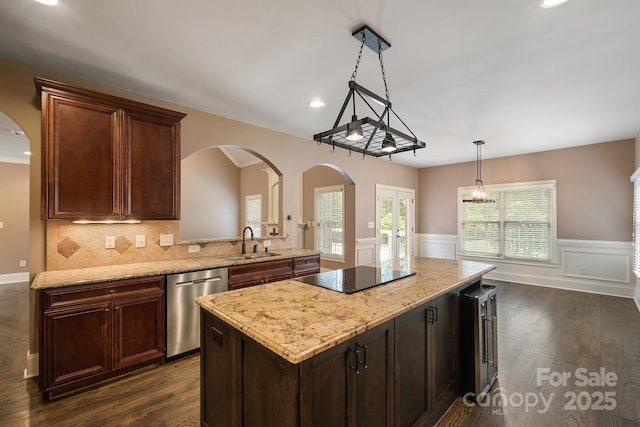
[351,37,365,81]
[378,48,390,103]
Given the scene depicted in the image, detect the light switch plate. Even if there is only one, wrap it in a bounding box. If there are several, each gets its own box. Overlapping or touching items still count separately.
[0,221,3,229]
[19,260,26,267]
[188,245,200,253]
[105,235,115,249]
[136,235,146,248]
[160,234,174,247]
[368,221,375,229]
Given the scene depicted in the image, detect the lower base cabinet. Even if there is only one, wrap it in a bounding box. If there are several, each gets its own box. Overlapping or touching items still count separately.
[201,297,455,427]
[394,292,457,426]
[40,276,165,399]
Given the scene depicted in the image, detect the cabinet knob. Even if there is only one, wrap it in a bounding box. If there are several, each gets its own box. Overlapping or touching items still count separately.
[104,308,109,312]
[109,290,114,294]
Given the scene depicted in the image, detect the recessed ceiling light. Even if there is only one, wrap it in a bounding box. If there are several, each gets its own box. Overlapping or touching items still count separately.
[540,0,570,8]
[308,100,325,108]
[34,0,59,5]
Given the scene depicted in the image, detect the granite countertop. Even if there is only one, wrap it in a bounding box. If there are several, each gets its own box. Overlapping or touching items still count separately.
[31,248,319,290]
[196,257,495,364]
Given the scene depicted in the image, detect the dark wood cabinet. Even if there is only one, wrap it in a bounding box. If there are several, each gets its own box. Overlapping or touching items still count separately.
[228,258,293,290]
[300,320,394,427]
[35,78,185,220]
[40,276,165,399]
[201,307,393,427]
[292,255,321,277]
[394,292,458,427]
[227,255,320,290]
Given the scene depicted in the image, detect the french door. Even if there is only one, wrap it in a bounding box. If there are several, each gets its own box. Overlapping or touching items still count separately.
[376,185,414,263]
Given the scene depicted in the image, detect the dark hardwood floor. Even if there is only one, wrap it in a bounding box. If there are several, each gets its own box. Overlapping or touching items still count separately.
[1,280,639,426]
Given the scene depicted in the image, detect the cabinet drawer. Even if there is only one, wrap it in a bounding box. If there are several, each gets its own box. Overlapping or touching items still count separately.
[292,255,320,277]
[228,259,292,290]
[44,276,165,310]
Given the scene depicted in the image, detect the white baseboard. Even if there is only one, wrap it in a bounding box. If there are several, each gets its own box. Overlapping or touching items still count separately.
[0,272,29,285]
[23,350,38,379]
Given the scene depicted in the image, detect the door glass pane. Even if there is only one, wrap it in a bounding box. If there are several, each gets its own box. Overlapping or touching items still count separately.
[379,195,393,262]
[397,195,409,259]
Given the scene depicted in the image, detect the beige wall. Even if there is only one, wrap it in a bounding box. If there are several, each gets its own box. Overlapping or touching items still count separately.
[418,139,634,241]
[302,165,356,269]
[181,147,241,240]
[0,162,29,275]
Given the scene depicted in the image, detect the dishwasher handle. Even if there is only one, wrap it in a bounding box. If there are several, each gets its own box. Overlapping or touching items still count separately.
[174,276,223,287]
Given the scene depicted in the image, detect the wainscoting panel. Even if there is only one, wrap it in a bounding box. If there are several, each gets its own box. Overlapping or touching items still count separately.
[356,238,376,266]
[561,244,630,283]
[415,235,634,298]
[415,234,457,260]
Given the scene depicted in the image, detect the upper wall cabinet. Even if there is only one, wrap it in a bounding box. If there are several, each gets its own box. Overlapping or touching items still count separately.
[35,78,187,220]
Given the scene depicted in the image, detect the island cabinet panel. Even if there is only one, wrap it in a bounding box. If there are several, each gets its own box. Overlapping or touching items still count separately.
[394,292,458,427]
[201,310,299,427]
[300,320,394,427]
[40,276,165,399]
[228,259,293,290]
[36,78,185,220]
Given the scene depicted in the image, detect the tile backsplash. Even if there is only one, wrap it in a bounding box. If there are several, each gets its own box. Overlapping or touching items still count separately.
[46,220,291,270]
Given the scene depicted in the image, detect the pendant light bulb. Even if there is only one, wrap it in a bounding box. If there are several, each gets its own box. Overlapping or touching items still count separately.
[345,115,364,141]
[381,132,397,152]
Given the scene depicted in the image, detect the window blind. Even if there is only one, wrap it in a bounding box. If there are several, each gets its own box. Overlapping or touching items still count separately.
[459,181,556,262]
[245,195,262,238]
[633,179,640,275]
[315,186,344,259]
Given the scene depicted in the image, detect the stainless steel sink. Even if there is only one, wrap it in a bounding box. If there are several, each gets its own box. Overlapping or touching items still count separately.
[246,252,278,259]
[220,252,279,261]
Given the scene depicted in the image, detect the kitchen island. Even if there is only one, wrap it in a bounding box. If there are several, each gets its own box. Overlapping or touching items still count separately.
[196,257,495,427]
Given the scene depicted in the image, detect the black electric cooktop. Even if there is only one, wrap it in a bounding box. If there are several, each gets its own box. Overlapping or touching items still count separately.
[295,265,415,294]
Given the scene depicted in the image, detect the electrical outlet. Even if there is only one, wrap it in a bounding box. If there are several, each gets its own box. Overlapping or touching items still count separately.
[105,235,115,249]
[263,240,272,248]
[368,221,375,229]
[160,234,174,247]
[19,260,26,267]
[188,245,200,253]
[136,235,146,248]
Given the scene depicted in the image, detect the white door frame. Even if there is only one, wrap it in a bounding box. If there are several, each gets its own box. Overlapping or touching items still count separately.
[375,184,415,263]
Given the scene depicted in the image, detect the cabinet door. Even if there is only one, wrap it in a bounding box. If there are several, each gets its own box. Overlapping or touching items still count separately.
[112,291,165,371]
[42,302,111,389]
[300,338,356,427]
[123,111,181,219]
[394,305,428,426]
[428,293,457,416]
[355,321,395,427]
[43,93,121,219]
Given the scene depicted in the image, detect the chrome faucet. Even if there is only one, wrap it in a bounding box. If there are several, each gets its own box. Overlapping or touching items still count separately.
[241,226,254,254]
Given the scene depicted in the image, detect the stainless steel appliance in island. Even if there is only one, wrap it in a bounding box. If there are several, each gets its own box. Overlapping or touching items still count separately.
[460,283,498,401]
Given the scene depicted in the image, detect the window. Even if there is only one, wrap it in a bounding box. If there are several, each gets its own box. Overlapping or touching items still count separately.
[632,172,640,276]
[458,181,556,262]
[315,185,344,260]
[245,195,262,238]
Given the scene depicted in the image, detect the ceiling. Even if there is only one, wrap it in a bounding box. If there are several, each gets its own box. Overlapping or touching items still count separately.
[0,0,639,168]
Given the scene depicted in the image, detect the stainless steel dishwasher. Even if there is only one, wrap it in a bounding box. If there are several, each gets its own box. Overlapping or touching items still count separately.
[166,267,228,358]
